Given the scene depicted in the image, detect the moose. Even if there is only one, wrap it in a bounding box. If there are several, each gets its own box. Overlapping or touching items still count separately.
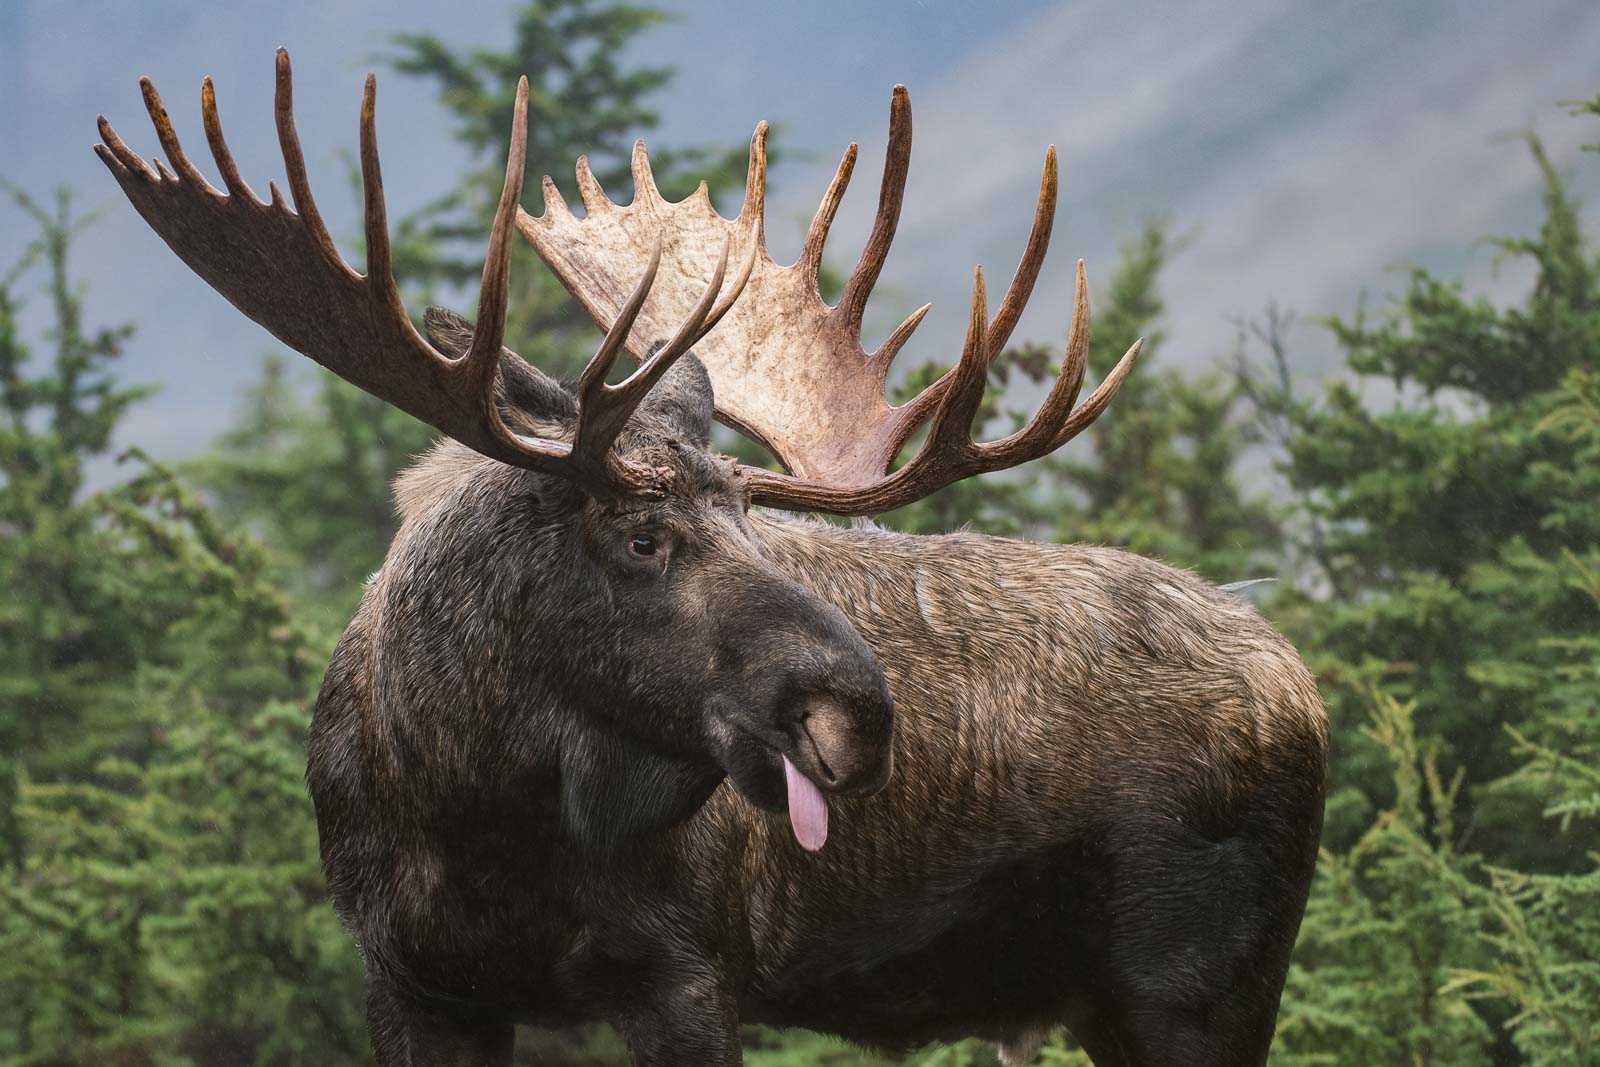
[97,51,1327,1067]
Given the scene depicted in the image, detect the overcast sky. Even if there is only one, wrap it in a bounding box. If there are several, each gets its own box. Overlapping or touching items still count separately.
[3,0,1597,464]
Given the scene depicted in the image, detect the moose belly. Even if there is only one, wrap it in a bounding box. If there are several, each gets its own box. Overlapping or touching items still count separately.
[740,834,1113,1050]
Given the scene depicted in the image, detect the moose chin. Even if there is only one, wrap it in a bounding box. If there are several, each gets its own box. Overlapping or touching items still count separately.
[98,49,1328,1067]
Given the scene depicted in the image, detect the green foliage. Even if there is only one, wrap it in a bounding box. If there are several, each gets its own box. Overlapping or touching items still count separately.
[0,185,148,790]
[1276,688,1600,1066]
[1254,122,1600,877]
[0,196,362,1064]
[1274,694,1496,1065]
[193,355,434,623]
[1253,108,1600,1065]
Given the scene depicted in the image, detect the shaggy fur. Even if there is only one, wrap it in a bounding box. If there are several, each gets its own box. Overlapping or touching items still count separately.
[307,322,1327,1067]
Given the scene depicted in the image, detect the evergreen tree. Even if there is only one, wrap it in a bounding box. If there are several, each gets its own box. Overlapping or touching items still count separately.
[1256,102,1600,1066]
[0,190,364,1063]
[0,185,146,792]
[1259,125,1600,872]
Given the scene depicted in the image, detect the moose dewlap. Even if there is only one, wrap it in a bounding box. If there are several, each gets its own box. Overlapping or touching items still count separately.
[98,48,1327,1067]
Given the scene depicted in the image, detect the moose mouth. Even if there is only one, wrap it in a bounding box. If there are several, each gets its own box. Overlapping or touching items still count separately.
[779,724,836,852]
[726,716,893,854]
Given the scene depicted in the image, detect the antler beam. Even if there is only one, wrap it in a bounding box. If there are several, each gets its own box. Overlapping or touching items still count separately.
[94,50,750,500]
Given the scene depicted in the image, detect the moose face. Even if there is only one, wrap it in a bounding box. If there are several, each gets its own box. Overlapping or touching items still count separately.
[422,310,894,852]
[569,442,895,853]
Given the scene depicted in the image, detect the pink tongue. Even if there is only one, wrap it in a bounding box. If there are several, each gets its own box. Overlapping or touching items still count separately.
[782,754,829,852]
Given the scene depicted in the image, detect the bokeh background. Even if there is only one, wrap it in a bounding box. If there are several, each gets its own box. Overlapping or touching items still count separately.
[2,1,1598,1064]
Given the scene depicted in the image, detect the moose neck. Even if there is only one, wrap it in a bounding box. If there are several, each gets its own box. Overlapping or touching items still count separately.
[553,717,725,851]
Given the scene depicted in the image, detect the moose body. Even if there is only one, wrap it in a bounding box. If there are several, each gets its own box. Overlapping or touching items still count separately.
[98,51,1327,1066]
[308,434,1325,1067]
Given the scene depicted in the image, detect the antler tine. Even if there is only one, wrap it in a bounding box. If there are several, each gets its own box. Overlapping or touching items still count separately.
[461,75,530,406]
[919,266,992,458]
[1048,335,1143,451]
[138,77,215,194]
[271,49,348,276]
[631,140,660,204]
[738,122,769,243]
[799,143,857,281]
[838,85,911,329]
[576,238,663,410]
[540,174,573,220]
[870,301,933,373]
[200,78,261,203]
[357,73,399,303]
[575,156,610,214]
[573,237,737,466]
[985,147,1058,363]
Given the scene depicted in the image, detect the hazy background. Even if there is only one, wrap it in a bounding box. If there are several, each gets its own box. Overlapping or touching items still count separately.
[3,0,1597,460]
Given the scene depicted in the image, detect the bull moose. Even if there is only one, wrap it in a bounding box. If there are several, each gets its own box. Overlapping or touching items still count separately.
[96,50,1327,1067]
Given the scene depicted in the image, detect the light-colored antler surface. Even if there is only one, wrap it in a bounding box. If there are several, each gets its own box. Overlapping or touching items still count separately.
[519,88,931,483]
[518,87,1141,512]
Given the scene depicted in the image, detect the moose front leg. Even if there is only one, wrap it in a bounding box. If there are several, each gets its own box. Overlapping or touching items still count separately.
[614,970,743,1067]
[367,975,515,1067]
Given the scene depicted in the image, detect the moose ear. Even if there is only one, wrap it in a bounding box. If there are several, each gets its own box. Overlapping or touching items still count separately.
[636,344,715,449]
[559,726,721,851]
[423,306,578,424]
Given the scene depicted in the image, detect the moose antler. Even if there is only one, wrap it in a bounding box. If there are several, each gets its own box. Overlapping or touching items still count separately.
[518,86,1142,514]
[93,50,751,499]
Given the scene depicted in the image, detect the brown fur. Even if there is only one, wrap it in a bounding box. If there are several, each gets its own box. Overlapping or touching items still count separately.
[307,345,1326,1067]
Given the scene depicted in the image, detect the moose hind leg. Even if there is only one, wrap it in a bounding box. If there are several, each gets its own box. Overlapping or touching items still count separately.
[1091,790,1320,1064]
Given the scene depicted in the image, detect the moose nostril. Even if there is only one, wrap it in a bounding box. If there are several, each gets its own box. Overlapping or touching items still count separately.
[803,723,839,784]
[799,695,889,794]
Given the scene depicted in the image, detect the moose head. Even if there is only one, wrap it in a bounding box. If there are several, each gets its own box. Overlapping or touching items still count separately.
[94,51,1137,853]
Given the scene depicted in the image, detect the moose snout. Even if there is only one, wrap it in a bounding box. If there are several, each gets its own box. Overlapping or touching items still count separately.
[711,562,895,805]
[799,693,894,796]
[786,622,895,796]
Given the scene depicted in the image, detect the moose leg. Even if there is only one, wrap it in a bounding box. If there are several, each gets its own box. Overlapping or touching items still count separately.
[1084,802,1318,1066]
[614,971,742,1067]
[367,976,515,1067]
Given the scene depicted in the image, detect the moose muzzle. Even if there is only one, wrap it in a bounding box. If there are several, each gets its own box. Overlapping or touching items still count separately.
[709,569,895,853]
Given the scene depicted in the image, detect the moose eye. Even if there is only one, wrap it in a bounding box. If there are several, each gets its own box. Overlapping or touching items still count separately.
[627,534,658,557]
